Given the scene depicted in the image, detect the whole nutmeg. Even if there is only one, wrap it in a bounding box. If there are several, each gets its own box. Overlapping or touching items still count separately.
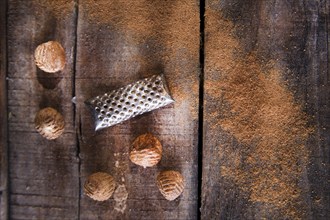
[157,170,184,201]
[129,133,162,168]
[34,107,65,140]
[84,172,116,201]
[34,41,66,73]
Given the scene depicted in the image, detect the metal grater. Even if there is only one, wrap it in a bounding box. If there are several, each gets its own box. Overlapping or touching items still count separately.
[86,75,174,131]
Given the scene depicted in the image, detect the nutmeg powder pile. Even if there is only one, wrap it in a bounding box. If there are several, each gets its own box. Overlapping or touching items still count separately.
[33,0,74,18]
[82,0,200,116]
[82,0,199,51]
[205,9,311,219]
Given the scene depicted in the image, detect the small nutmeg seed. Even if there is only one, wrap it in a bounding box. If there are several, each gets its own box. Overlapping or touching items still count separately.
[34,107,65,140]
[157,170,184,201]
[34,41,66,73]
[84,172,116,201]
[129,133,162,168]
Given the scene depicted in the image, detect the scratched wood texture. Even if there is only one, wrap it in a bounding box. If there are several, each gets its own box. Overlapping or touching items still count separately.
[75,0,200,219]
[5,0,79,219]
[2,0,200,219]
[2,0,330,219]
[202,0,329,219]
[0,0,8,219]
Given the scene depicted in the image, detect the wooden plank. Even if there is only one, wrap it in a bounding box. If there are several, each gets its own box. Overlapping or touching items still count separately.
[202,0,329,219]
[76,1,200,219]
[7,0,79,219]
[303,1,330,218]
[0,0,8,218]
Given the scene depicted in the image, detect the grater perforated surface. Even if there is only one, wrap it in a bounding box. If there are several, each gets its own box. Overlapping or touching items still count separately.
[86,75,174,131]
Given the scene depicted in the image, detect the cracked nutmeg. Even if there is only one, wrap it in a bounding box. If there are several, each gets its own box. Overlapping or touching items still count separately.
[34,41,66,73]
[129,133,163,168]
[34,107,65,140]
[84,172,116,201]
[157,170,184,201]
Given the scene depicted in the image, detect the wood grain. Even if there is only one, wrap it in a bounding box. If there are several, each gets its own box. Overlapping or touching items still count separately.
[202,0,329,219]
[2,0,330,219]
[76,1,200,219]
[6,0,79,219]
[0,0,8,219]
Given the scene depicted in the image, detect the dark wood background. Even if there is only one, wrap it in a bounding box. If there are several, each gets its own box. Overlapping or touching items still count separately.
[201,1,329,220]
[0,0,329,219]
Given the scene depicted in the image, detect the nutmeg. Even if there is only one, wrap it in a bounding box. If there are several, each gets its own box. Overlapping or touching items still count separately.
[129,133,162,168]
[157,170,184,201]
[34,107,65,140]
[34,41,66,73]
[84,172,116,201]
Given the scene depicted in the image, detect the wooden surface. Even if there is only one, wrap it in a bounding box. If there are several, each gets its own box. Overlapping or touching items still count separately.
[0,0,8,218]
[1,0,329,219]
[75,1,199,219]
[2,0,200,219]
[202,0,329,219]
[6,0,79,219]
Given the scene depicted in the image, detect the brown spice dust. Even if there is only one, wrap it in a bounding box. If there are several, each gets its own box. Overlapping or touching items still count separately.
[82,0,198,51]
[33,0,74,18]
[82,0,200,118]
[205,9,311,219]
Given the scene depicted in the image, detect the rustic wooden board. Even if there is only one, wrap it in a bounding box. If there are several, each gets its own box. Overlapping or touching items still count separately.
[75,0,200,219]
[0,0,8,219]
[202,0,329,219]
[3,0,330,219]
[6,0,79,219]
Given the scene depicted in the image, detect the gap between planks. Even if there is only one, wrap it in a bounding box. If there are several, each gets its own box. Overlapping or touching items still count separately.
[197,0,205,220]
[73,0,81,220]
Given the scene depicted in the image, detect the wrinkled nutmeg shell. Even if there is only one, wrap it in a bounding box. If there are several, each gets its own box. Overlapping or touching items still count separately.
[34,41,66,73]
[129,133,162,168]
[35,107,65,140]
[84,172,116,201]
[157,170,184,201]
